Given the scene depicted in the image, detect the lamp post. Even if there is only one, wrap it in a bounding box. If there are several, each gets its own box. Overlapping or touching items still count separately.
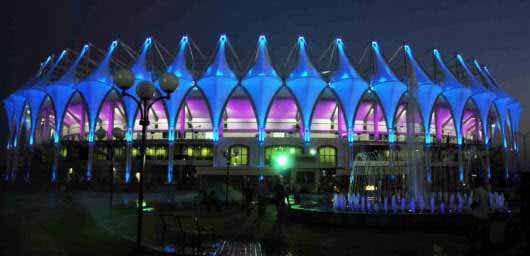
[223,147,239,205]
[113,69,179,250]
[111,128,125,214]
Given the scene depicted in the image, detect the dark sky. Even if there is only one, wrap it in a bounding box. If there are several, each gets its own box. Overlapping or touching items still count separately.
[1,0,529,148]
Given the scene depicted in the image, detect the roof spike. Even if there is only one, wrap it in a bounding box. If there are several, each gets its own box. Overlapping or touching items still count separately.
[86,40,119,84]
[33,55,54,81]
[201,34,236,79]
[288,36,320,79]
[331,38,361,81]
[371,41,399,83]
[403,44,433,86]
[130,37,154,80]
[432,49,461,87]
[57,44,90,84]
[33,49,68,87]
[456,54,482,87]
[167,35,192,80]
[245,35,277,78]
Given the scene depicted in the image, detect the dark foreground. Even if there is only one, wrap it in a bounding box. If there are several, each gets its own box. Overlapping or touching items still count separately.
[0,187,527,256]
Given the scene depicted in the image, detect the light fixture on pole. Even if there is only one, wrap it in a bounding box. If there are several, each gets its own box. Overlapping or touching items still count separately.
[110,127,125,215]
[113,69,179,251]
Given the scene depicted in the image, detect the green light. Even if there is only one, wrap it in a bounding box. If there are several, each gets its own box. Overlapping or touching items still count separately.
[309,148,317,156]
[273,152,292,172]
[289,148,295,154]
[277,155,288,167]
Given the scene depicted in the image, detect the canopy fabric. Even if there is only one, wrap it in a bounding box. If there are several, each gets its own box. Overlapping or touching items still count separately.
[241,36,282,142]
[433,49,471,145]
[286,37,327,142]
[477,64,511,148]
[370,41,408,143]
[197,35,238,141]
[330,39,369,143]
[122,38,153,141]
[76,41,117,142]
[405,45,442,144]
[45,47,88,143]
[160,36,194,142]
[455,56,496,145]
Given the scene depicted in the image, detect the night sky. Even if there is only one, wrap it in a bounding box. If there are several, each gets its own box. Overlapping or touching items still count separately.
[1,0,529,149]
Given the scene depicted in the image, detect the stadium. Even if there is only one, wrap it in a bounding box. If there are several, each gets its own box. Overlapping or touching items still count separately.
[1,35,522,197]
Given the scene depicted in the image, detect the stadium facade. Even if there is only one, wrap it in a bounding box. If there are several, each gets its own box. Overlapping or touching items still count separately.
[1,35,522,191]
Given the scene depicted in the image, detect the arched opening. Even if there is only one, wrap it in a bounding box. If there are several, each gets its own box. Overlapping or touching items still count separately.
[130,97,169,141]
[34,97,55,144]
[93,90,127,141]
[486,105,506,184]
[310,88,340,139]
[89,90,127,182]
[393,93,423,144]
[18,104,32,146]
[429,96,460,193]
[175,87,213,140]
[353,91,387,142]
[431,96,457,144]
[222,87,258,138]
[265,87,302,139]
[61,92,88,142]
[171,88,214,179]
[462,99,482,144]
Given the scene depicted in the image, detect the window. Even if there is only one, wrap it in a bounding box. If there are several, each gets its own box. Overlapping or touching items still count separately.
[265,146,302,166]
[181,145,213,160]
[229,145,248,166]
[319,146,336,166]
[146,146,168,160]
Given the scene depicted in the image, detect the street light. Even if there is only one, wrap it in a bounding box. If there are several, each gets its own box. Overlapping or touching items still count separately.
[113,69,179,250]
[223,147,239,205]
[110,128,125,215]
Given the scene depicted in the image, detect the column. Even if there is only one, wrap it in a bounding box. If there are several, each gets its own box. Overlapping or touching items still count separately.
[86,142,94,180]
[457,144,464,183]
[52,143,59,182]
[125,142,132,183]
[167,142,174,183]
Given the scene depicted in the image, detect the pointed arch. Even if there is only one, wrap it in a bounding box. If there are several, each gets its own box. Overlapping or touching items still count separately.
[222,87,258,138]
[430,95,458,144]
[176,87,214,140]
[265,87,303,138]
[393,92,424,143]
[310,88,342,138]
[60,91,89,142]
[461,98,483,144]
[34,96,56,144]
